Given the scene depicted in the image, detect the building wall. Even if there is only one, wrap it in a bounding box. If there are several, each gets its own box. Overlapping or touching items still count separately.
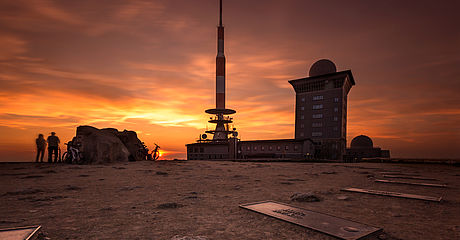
[345,147,391,160]
[238,139,314,159]
[186,139,314,160]
[187,143,229,160]
[295,87,344,140]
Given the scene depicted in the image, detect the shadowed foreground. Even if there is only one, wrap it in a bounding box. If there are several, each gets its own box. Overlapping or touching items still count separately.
[0,161,459,239]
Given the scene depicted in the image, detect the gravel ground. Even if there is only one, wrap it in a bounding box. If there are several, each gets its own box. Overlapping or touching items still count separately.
[0,161,459,240]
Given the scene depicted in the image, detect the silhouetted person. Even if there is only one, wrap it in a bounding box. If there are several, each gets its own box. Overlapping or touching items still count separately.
[47,132,60,163]
[35,134,46,162]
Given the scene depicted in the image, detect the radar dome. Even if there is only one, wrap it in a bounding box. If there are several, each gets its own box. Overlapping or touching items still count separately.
[350,135,373,148]
[309,59,337,77]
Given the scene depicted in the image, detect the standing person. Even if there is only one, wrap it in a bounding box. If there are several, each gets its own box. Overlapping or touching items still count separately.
[35,134,46,162]
[47,132,60,163]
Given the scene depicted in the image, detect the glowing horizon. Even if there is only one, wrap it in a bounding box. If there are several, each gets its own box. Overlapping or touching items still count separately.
[1,0,459,161]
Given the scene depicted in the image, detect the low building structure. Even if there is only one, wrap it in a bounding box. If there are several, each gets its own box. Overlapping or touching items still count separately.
[238,138,315,159]
[187,138,315,160]
[345,135,390,161]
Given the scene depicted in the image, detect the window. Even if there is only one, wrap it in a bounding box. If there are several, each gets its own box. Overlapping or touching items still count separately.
[277,146,281,151]
[333,116,338,121]
[334,107,338,112]
[313,104,323,110]
[313,114,323,119]
[261,146,265,151]
[301,106,304,111]
[333,126,338,131]
[312,132,323,137]
[269,146,273,151]
[246,146,250,151]
[285,146,289,150]
[254,146,257,150]
[334,97,339,103]
[294,145,299,151]
[313,95,323,101]
[301,97,305,102]
[312,122,323,127]
[300,133,304,137]
[300,124,304,128]
[301,115,304,119]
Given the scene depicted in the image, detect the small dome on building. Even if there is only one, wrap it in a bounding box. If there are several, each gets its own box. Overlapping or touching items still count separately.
[309,59,337,77]
[350,135,373,148]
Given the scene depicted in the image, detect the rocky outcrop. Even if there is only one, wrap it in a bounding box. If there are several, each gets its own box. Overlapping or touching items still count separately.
[69,126,146,164]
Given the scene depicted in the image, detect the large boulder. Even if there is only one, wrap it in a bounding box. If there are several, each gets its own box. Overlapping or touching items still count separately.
[115,130,145,162]
[70,126,146,164]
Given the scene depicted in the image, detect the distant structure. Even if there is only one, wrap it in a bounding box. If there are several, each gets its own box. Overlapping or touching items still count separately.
[289,59,355,160]
[186,1,388,161]
[345,135,390,161]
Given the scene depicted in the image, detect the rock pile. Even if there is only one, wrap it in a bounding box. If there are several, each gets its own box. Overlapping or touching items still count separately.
[290,192,321,202]
[68,126,147,164]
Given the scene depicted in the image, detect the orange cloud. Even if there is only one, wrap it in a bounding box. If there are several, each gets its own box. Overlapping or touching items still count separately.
[0,0,459,161]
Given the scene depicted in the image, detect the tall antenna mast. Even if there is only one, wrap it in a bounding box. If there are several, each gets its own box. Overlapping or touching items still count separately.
[219,0,223,26]
[204,0,236,141]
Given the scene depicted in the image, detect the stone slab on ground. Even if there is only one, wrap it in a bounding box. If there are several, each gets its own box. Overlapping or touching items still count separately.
[240,200,382,240]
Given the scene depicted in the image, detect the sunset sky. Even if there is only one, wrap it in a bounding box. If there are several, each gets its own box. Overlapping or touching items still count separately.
[0,0,459,161]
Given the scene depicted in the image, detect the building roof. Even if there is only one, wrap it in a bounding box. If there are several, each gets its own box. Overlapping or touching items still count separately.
[239,138,315,144]
[288,70,355,87]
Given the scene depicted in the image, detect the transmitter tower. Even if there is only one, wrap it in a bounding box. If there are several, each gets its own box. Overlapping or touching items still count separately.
[204,0,237,141]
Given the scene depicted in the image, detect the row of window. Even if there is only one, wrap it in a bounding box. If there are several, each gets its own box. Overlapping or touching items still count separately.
[303,105,339,111]
[300,132,328,137]
[297,81,325,93]
[305,96,340,102]
[313,104,323,109]
[192,147,204,153]
[313,95,323,101]
[300,114,340,121]
[300,128,341,138]
[312,132,322,137]
[301,122,341,129]
[312,122,322,127]
[189,154,227,160]
[296,78,345,93]
[302,124,340,129]
[243,145,299,151]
